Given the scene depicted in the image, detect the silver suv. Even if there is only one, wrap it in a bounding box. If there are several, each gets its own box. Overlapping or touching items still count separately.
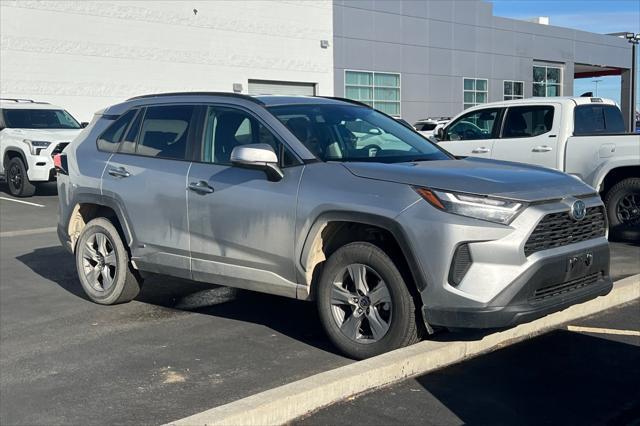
[56,93,612,359]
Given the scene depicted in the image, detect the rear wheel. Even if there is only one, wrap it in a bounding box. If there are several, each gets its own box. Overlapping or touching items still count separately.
[6,157,36,197]
[317,242,419,359]
[75,218,142,304]
[605,178,640,241]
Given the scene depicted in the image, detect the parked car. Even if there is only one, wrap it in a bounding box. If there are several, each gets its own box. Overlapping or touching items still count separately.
[431,97,639,240]
[0,98,85,196]
[56,93,611,359]
[414,117,450,137]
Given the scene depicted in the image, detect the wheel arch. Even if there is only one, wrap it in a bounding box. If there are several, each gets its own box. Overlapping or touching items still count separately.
[598,165,640,196]
[3,147,29,172]
[298,211,429,301]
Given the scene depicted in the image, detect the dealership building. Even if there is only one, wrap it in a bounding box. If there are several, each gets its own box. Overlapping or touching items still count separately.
[0,0,635,127]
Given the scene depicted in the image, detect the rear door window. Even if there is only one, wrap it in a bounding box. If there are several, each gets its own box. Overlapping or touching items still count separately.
[97,109,137,152]
[502,105,554,138]
[574,105,626,135]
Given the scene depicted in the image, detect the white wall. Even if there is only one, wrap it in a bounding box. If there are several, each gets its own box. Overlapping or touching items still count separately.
[0,0,334,121]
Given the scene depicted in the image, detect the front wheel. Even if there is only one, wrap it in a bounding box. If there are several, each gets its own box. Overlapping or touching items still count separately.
[317,242,419,359]
[75,218,142,304]
[604,178,640,242]
[6,157,36,197]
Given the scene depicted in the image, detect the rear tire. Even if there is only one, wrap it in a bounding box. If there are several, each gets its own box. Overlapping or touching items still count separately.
[6,157,36,197]
[317,242,419,360]
[75,218,142,304]
[604,178,640,242]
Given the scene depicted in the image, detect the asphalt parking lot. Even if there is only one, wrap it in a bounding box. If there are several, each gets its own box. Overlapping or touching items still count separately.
[1,183,639,425]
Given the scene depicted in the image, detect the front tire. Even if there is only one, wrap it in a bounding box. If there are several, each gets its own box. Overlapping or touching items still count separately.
[604,178,640,241]
[75,218,142,304]
[317,242,419,359]
[6,157,36,197]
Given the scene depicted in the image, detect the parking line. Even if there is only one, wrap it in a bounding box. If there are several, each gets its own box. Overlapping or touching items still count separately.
[0,227,57,238]
[0,196,45,207]
[566,325,640,336]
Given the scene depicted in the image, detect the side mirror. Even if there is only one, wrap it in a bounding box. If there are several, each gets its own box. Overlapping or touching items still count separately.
[80,122,89,128]
[230,143,283,182]
[435,127,445,141]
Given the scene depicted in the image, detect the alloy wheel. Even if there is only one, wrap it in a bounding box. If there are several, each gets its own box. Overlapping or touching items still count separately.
[616,193,640,225]
[330,263,392,344]
[81,232,117,292]
[8,163,22,192]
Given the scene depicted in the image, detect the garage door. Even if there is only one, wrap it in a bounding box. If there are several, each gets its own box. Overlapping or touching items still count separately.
[248,80,316,96]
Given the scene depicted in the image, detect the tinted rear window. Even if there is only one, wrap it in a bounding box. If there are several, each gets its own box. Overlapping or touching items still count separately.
[97,109,137,152]
[574,105,625,135]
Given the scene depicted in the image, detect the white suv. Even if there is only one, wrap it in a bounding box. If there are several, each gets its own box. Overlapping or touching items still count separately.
[0,98,84,196]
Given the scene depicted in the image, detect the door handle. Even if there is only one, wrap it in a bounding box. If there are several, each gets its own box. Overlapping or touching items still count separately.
[188,181,214,194]
[471,147,490,154]
[108,167,130,178]
[532,145,553,153]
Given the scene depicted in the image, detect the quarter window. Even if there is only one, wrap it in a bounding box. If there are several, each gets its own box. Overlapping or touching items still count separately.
[463,78,488,110]
[97,109,137,152]
[201,106,298,167]
[502,106,554,138]
[503,81,524,100]
[533,65,562,97]
[132,105,195,160]
[445,108,500,141]
[345,71,401,116]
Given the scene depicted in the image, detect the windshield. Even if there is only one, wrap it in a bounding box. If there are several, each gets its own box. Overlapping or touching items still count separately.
[2,108,81,129]
[268,104,451,163]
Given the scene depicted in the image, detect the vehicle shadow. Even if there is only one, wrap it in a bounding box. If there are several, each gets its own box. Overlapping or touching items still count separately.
[417,330,640,425]
[16,245,341,355]
[0,180,58,196]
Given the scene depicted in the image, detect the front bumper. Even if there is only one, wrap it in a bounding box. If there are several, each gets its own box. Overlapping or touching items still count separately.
[422,243,612,328]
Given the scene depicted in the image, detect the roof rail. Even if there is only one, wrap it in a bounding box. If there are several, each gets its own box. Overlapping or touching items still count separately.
[126,91,264,105]
[0,98,49,104]
[316,96,372,108]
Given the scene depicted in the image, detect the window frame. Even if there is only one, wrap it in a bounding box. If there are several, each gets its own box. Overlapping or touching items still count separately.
[499,105,555,139]
[344,69,401,116]
[109,103,200,162]
[194,103,302,169]
[532,64,563,97]
[503,80,524,101]
[463,77,489,110]
[443,107,505,141]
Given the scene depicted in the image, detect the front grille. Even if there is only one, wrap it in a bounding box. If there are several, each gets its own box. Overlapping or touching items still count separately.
[524,206,606,256]
[51,142,69,157]
[531,272,602,302]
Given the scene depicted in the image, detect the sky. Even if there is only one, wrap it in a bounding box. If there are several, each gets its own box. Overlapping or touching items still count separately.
[490,0,640,109]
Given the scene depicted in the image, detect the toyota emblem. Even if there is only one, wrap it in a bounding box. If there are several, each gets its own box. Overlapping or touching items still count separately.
[570,200,586,221]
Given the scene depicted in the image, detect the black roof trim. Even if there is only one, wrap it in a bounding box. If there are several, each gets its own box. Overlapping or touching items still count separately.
[316,96,372,108]
[0,98,50,104]
[126,92,265,105]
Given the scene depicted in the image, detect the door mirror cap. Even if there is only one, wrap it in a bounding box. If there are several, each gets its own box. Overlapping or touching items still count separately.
[80,122,89,128]
[435,126,444,140]
[230,143,283,182]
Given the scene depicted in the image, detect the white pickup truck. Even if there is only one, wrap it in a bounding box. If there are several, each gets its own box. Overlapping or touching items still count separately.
[432,97,640,239]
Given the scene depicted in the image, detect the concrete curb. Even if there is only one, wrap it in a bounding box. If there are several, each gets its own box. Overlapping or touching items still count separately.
[168,274,640,426]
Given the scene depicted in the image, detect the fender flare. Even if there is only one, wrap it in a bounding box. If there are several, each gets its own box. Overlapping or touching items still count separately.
[297,210,429,293]
[2,146,29,171]
[594,161,640,192]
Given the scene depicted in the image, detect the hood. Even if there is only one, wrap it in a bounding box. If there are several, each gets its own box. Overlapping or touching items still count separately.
[342,157,594,202]
[1,128,82,143]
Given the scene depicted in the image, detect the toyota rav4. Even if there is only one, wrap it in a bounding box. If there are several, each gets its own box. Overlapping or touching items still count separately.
[56,93,612,359]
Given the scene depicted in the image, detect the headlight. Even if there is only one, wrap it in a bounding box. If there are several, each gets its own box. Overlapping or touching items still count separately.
[22,139,51,155]
[414,187,526,225]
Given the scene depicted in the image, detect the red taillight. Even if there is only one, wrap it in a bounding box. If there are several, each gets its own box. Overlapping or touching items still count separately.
[53,153,68,175]
[53,153,62,169]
